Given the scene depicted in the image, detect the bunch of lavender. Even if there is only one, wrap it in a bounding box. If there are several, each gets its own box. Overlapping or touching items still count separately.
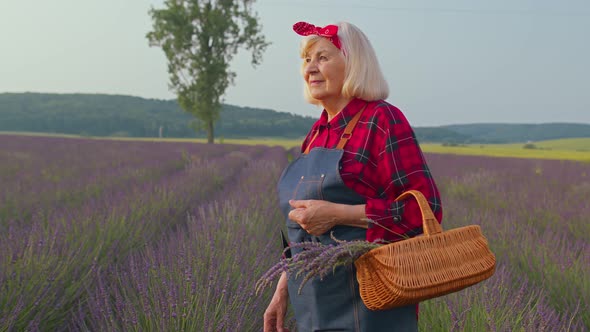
[255,225,403,295]
[256,220,412,295]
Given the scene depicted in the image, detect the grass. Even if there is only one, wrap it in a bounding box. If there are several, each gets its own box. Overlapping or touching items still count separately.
[419,143,590,162]
[507,137,590,151]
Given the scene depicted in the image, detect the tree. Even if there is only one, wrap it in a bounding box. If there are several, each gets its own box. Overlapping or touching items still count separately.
[147,0,269,143]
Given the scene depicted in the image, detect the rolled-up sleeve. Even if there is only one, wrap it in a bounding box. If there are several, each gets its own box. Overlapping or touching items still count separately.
[365,118,442,243]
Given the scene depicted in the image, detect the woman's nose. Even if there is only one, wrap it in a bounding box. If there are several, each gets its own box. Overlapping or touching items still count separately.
[304,61,318,74]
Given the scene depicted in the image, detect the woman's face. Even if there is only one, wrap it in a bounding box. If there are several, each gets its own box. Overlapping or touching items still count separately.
[303,38,346,103]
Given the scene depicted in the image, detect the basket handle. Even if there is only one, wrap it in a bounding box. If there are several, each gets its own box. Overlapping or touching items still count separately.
[395,190,442,236]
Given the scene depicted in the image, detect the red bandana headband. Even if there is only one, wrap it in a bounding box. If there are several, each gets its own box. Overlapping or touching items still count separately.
[293,21,342,50]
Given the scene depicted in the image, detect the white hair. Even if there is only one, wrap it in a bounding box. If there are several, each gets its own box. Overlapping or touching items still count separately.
[300,22,389,104]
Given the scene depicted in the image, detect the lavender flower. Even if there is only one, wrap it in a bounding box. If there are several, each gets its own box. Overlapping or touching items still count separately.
[256,232,381,294]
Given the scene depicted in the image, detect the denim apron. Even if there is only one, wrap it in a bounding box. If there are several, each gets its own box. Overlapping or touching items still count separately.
[277,105,417,332]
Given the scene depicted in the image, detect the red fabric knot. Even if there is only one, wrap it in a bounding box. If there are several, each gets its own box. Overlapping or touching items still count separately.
[293,21,341,50]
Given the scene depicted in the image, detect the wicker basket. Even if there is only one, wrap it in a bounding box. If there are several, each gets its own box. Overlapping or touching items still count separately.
[354,190,496,311]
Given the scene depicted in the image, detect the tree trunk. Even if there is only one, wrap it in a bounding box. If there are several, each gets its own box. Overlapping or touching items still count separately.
[207,119,214,144]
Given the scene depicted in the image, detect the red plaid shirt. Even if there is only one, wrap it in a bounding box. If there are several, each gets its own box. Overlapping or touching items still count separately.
[301,98,443,243]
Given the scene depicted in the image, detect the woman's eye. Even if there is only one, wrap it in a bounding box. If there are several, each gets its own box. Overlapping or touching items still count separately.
[305,58,311,63]
[319,56,328,61]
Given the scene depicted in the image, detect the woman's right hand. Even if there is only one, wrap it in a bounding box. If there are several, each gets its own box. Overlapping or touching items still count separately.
[263,272,290,332]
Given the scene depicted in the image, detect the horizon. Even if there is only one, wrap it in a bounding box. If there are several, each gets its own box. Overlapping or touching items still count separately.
[1,0,589,126]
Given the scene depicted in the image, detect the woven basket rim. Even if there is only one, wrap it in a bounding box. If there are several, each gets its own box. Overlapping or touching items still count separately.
[360,224,485,255]
[360,257,496,292]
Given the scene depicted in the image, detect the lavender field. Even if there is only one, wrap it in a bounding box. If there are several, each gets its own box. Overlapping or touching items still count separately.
[0,134,588,331]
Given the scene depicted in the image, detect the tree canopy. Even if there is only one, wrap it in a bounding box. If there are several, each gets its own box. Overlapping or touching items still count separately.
[147,0,269,143]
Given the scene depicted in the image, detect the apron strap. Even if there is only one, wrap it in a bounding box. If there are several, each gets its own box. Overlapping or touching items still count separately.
[303,102,368,154]
[335,102,368,150]
[303,129,321,154]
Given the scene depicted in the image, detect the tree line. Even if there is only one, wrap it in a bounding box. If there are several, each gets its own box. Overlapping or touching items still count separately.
[2,93,589,143]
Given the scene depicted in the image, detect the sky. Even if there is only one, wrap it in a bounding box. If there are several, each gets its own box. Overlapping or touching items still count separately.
[1,0,589,126]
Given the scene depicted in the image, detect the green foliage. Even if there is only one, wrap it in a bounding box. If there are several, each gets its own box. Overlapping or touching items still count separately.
[146,0,269,143]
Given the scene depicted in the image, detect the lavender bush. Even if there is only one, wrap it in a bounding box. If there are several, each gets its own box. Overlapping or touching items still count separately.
[417,154,589,331]
[0,134,587,331]
[0,135,281,331]
[72,149,288,331]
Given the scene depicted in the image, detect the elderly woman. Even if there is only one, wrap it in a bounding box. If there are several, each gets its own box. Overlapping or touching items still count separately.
[264,21,443,332]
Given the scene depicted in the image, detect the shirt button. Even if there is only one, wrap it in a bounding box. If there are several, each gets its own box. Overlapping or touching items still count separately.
[393,216,401,223]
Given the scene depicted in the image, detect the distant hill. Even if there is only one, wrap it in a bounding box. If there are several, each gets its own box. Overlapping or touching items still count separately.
[0,92,314,139]
[1,92,589,144]
[442,123,590,144]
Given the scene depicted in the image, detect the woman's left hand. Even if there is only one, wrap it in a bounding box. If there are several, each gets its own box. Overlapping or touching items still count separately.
[288,199,339,236]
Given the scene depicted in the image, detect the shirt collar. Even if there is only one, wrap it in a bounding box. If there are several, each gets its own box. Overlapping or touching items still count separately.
[317,98,366,131]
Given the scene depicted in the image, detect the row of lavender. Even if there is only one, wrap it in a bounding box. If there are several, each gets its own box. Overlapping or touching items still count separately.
[418,155,589,331]
[0,135,288,331]
[72,152,288,331]
[1,134,588,330]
